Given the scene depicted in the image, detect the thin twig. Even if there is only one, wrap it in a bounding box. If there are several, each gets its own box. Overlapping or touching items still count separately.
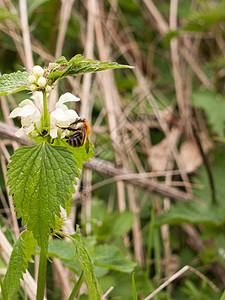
[102,286,114,300]
[144,265,219,300]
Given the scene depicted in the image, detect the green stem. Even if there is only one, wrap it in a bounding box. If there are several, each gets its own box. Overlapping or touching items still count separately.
[41,90,50,132]
[36,248,47,300]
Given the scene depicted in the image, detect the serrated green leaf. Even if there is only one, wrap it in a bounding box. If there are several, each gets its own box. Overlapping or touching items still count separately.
[47,54,133,83]
[7,143,78,248]
[53,138,95,175]
[0,71,30,96]
[2,231,37,299]
[69,227,102,300]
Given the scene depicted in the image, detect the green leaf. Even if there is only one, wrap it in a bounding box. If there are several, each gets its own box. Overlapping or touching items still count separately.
[0,6,18,22]
[192,90,225,136]
[132,273,138,300]
[53,138,95,175]
[220,290,225,300]
[68,271,83,300]
[111,211,135,237]
[92,244,136,273]
[2,231,37,299]
[155,200,225,227]
[69,227,102,300]
[47,54,134,83]
[48,239,75,261]
[7,143,78,248]
[0,71,30,96]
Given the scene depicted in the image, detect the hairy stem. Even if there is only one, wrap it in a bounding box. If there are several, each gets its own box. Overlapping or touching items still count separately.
[41,90,50,132]
[36,247,47,300]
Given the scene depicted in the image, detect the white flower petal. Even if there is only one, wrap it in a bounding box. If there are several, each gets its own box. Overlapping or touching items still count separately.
[58,93,80,105]
[9,107,22,118]
[50,128,58,139]
[18,105,37,117]
[65,109,79,120]
[19,99,35,107]
[31,92,43,111]
[50,108,72,122]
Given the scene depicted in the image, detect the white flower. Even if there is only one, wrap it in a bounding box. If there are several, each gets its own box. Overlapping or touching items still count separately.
[30,84,37,92]
[37,77,46,88]
[9,92,80,139]
[28,75,37,84]
[45,85,52,93]
[33,65,44,77]
[9,99,41,137]
[50,93,80,138]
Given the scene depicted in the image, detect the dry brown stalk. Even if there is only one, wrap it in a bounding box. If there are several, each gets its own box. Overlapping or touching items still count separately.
[19,0,34,69]
[144,265,219,300]
[55,0,75,59]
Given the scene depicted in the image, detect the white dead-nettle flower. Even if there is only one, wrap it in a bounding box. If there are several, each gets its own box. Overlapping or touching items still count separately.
[50,92,80,139]
[37,77,47,88]
[32,65,45,77]
[45,85,52,93]
[28,75,37,84]
[9,92,80,139]
[9,99,41,137]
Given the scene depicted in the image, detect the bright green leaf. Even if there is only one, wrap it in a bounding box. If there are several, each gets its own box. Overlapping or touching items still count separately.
[2,231,37,299]
[0,71,30,96]
[132,273,138,300]
[53,138,95,175]
[220,290,225,300]
[7,143,78,249]
[47,54,134,83]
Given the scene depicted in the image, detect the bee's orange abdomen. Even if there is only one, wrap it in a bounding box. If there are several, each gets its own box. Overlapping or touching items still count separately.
[84,121,91,135]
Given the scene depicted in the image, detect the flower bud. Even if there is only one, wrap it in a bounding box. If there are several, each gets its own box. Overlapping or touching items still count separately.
[33,65,44,77]
[37,77,47,88]
[30,84,37,92]
[28,75,37,84]
[45,85,52,93]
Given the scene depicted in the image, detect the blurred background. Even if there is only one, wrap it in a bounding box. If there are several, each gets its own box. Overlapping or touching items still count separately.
[0,0,225,299]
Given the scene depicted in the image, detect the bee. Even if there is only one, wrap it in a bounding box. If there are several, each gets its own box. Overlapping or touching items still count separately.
[59,118,91,153]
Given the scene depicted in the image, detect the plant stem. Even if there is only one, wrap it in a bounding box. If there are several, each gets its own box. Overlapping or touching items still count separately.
[41,90,50,132]
[36,247,47,300]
